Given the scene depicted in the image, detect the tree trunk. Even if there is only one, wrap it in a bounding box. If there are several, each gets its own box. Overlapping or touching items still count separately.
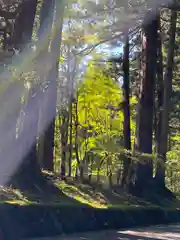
[10,82,40,188]
[155,8,177,187]
[74,99,82,180]
[0,81,24,185]
[154,15,163,154]
[121,35,131,188]
[9,0,39,187]
[12,0,37,50]
[17,0,38,169]
[68,99,73,177]
[109,171,112,188]
[41,0,64,171]
[38,0,54,38]
[134,16,159,195]
[60,110,69,180]
[37,0,54,167]
[97,168,100,183]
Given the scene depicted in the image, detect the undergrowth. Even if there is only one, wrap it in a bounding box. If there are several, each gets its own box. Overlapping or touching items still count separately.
[1,171,179,210]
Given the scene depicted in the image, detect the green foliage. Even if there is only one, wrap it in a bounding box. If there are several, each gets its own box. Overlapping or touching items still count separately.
[76,63,124,170]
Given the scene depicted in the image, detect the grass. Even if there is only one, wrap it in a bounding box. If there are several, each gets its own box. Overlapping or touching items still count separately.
[54,180,155,209]
[1,170,180,210]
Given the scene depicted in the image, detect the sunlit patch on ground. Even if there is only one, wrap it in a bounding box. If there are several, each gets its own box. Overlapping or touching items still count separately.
[25,224,180,239]
[119,229,180,239]
[0,171,180,209]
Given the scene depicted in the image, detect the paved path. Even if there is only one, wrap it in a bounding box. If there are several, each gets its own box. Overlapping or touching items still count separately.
[26,224,180,239]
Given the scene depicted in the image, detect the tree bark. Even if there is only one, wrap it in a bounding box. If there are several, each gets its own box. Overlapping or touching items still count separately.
[37,0,54,168]
[74,98,82,180]
[68,99,73,177]
[13,86,40,187]
[155,7,177,187]
[9,0,39,187]
[0,81,24,185]
[41,0,64,171]
[134,16,159,195]
[60,109,69,180]
[38,0,54,38]
[12,0,37,50]
[154,15,164,154]
[121,35,131,188]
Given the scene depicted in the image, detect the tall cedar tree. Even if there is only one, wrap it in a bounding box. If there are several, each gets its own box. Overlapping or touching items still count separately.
[37,0,55,170]
[122,36,131,188]
[155,7,177,187]
[10,0,39,187]
[134,16,158,195]
[42,0,64,172]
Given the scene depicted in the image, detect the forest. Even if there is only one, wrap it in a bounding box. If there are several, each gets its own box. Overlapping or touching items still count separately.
[0,0,179,224]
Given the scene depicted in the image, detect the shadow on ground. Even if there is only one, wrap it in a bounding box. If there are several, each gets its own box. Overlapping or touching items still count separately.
[1,171,179,210]
[0,172,88,206]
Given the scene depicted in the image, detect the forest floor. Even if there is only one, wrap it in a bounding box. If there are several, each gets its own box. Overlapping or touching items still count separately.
[0,171,179,210]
